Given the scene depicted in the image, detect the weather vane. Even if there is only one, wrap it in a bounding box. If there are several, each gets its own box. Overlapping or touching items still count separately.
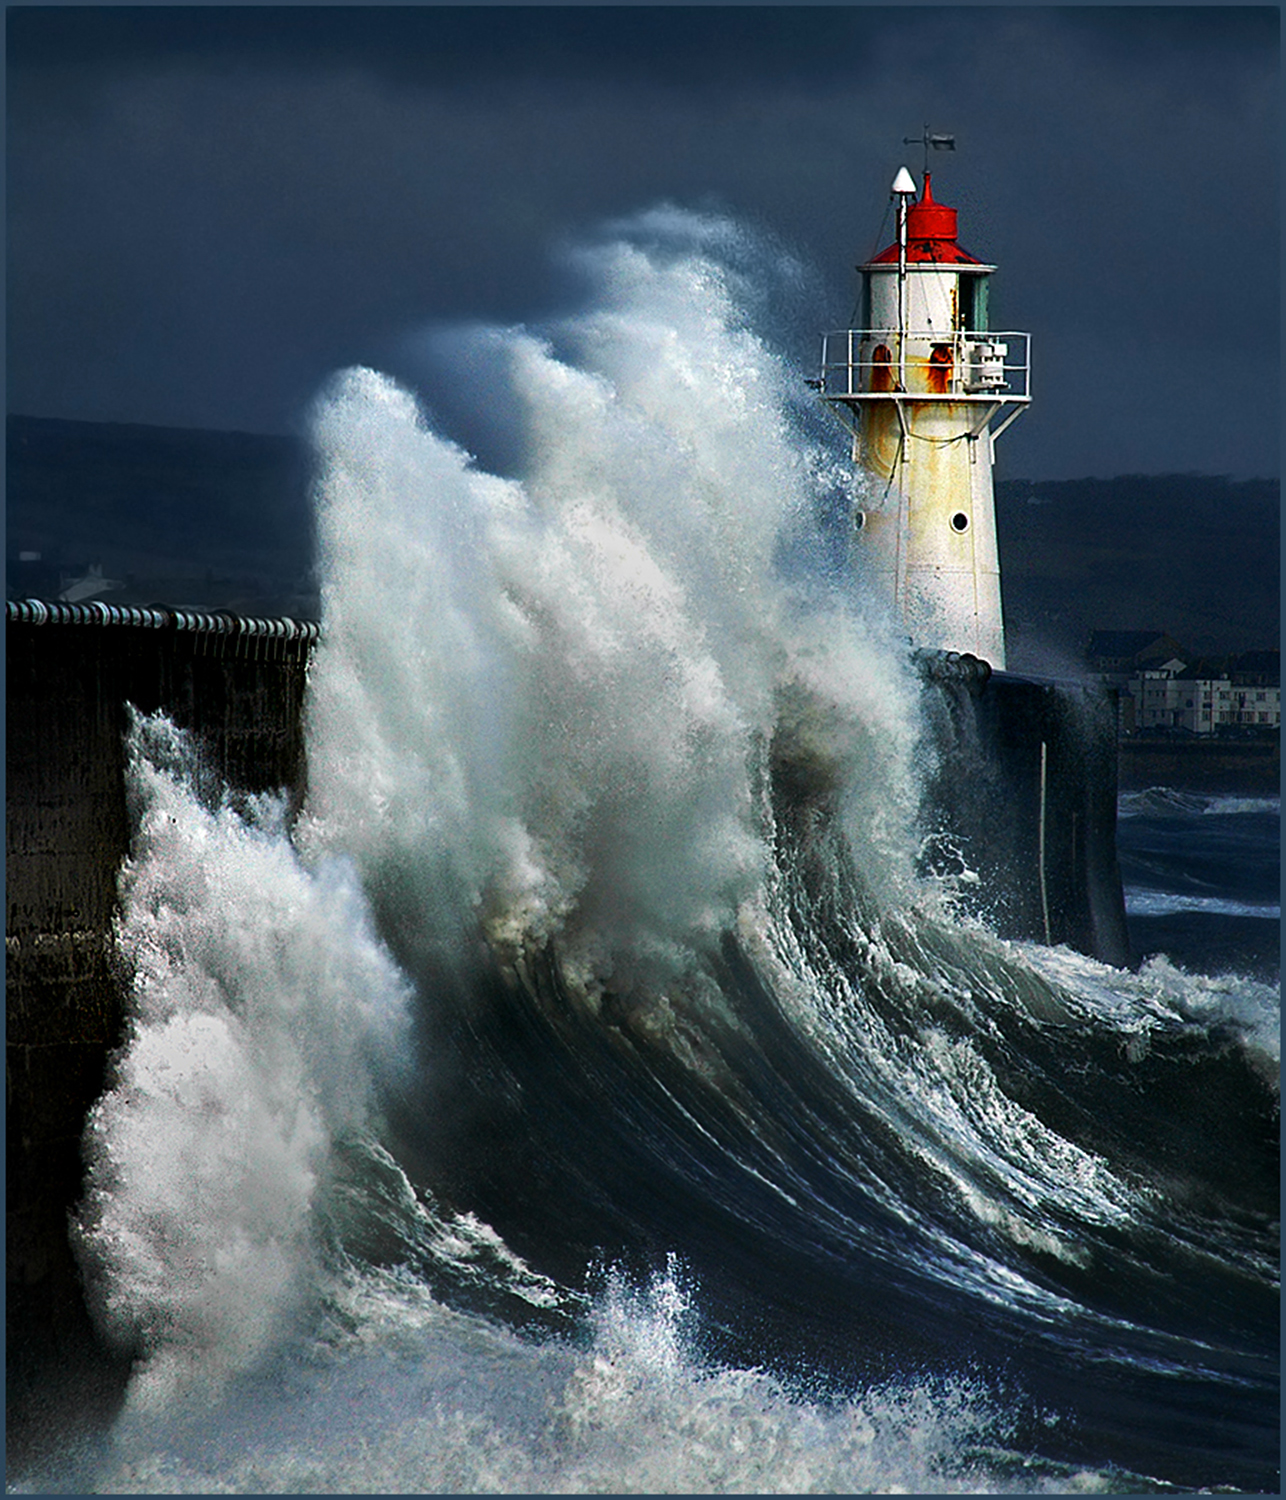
[903,126,956,178]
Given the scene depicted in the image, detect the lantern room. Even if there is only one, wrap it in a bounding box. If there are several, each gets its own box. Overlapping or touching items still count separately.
[858,175,996,340]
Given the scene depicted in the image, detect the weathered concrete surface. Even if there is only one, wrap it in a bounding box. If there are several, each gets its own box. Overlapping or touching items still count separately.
[6,607,315,1467]
[918,659,1131,967]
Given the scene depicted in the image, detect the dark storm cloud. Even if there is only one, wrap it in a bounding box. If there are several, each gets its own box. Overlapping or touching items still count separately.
[7,6,1278,479]
[7,6,882,88]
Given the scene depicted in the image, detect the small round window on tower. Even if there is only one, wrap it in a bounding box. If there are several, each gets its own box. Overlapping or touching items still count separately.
[853,510,866,532]
[951,512,970,533]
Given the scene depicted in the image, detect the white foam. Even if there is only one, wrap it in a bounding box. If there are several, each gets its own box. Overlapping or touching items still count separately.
[74,712,414,1416]
[76,1256,1107,1496]
[1118,786,1281,820]
[1017,941,1280,1070]
[1125,887,1281,920]
[301,211,926,993]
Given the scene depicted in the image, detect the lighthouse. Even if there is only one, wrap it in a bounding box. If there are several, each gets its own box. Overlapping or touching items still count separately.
[818,169,1030,668]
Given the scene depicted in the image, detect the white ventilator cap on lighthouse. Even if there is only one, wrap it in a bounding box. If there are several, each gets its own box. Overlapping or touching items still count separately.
[891,166,917,196]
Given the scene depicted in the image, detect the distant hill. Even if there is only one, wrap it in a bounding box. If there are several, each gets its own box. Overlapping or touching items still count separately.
[7,418,1279,661]
[6,415,315,616]
[995,474,1279,674]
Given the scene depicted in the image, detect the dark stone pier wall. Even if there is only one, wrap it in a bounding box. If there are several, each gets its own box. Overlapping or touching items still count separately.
[6,602,316,1462]
[918,653,1131,968]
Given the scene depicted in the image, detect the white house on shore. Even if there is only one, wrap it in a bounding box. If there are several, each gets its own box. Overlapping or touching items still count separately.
[1129,670,1280,734]
[1085,633,1281,736]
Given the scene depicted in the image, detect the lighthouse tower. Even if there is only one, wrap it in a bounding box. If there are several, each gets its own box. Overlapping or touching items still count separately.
[818,169,1030,667]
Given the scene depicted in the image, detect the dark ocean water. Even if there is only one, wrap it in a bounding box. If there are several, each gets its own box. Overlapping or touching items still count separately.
[16,215,1278,1495]
[1118,788,1280,984]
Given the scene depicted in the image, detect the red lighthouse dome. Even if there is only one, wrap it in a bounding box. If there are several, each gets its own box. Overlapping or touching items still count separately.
[907,175,958,244]
[865,175,984,267]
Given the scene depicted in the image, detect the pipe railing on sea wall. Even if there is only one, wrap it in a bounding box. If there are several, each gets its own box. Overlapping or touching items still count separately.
[6,598,321,655]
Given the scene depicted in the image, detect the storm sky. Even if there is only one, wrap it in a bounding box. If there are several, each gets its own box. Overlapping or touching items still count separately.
[7,5,1279,480]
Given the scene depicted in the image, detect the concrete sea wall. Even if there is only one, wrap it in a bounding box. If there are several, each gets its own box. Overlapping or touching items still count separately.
[1118,734,1280,793]
[917,655,1131,967]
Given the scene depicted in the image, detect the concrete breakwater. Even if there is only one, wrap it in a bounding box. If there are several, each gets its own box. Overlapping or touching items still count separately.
[916,654,1130,968]
[1118,733,1280,793]
[6,600,317,1456]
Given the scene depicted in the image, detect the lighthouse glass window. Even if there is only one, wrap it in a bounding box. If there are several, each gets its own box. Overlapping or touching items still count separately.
[959,275,989,333]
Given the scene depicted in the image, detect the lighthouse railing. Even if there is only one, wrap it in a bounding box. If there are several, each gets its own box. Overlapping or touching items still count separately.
[817,329,1030,402]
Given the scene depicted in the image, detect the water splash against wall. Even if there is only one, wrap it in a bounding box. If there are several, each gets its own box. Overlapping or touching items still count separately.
[300,211,925,993]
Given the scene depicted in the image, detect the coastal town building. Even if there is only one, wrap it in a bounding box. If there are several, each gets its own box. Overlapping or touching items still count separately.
[1085,630,1190,683]
[1085,632,1281,736]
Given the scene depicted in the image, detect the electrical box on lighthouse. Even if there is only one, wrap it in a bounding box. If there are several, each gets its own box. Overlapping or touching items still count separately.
[818,168,1030,668]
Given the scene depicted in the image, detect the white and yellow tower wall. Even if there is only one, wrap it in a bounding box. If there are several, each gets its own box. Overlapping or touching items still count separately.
[819,169,1029,668]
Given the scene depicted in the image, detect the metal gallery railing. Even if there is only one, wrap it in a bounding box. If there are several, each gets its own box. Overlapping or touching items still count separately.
[817,329,1031,402]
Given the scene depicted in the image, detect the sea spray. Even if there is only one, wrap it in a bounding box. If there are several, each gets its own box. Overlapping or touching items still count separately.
[73,210,929,1435]
[71,1240,1098,1496]
[74,711,415,1416]
[301,212,925,1002]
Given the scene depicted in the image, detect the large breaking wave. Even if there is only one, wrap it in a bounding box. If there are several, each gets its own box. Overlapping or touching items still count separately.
[57,211,1278,1494]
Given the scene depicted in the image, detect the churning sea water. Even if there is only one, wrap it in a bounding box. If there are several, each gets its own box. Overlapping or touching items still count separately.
[1118,788,1280,985]
[21,212,1278,1494]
